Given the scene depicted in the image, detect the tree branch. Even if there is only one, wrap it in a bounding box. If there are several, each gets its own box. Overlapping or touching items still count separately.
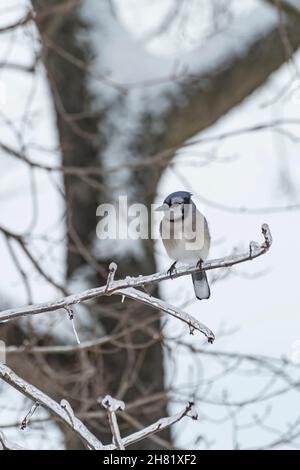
[0,225,272,343]
[106,401,198,450]
[0,364,104,450]
[4,315,160,355]
[0,11,33,34]
[101,395,125,450]
[0,363,200,451]
[117,287,215,342]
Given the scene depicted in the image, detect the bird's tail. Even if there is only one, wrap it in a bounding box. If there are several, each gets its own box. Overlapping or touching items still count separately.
[192,271,210,300]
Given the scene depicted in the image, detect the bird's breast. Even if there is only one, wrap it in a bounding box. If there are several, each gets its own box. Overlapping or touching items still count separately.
[160,215,210,262]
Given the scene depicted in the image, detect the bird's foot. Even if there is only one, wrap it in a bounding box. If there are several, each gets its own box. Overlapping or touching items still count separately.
[196,259,203,269]
[167,261,177,280]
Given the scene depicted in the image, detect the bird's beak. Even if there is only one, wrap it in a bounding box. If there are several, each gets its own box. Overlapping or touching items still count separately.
[155,203,169,212]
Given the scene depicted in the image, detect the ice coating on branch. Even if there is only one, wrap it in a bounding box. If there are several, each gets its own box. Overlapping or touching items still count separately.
[101,395,125,413]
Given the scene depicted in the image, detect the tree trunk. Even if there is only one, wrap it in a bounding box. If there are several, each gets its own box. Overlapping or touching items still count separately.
[30,0,170,449]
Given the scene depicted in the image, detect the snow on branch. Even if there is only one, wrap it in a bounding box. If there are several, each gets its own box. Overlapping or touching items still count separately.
[0,363,199,451]
[101,395,125,450]
[0,363,104,450]
[103,401,198,450]
[0,224,272,343]
[120,402,198,449]
[117,287,215,342]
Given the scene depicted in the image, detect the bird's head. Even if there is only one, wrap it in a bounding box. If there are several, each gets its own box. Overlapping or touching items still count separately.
[156,191,192,220]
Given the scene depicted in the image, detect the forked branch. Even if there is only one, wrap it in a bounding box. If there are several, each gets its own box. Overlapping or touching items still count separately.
[0,363,198,451]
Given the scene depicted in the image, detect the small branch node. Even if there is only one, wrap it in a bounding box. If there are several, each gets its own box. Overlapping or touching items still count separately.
[189,325,195,335]
[65,306,81,345]
[249,241,260,258]
[20,401,40,430]
[187,401,199,420]
[60,399,76,427]
[101,394,125,413]
[64,305,74,320]
[101,395,125,450]
[262,223,272,249]
[105,262,118,293]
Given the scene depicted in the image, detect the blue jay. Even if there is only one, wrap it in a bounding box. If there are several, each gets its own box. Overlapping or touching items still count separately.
[156,191,210,300]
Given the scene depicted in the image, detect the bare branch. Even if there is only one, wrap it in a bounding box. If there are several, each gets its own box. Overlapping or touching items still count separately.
[0,364,104,450]
[0,11,33,34]
[108,402,198,449]
[105,262,118,292]
[0,224,272,341]
[101,395,125,450]
[4,315,159,355]
[20,402,40,430]
[117,287,215,343]
[65,306,81,345]
[0,364,199,451]
[0,62,36,73]
[0,224,67,294]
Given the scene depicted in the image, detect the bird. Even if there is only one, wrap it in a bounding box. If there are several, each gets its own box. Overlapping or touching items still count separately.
[156,191,211,300]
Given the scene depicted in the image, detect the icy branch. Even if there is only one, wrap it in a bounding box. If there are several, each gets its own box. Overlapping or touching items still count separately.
[20,402,40,430]
[117,287,215,342]
[0,225,272,343]
[106,401,198,450]
[105,262,118,292]
[65,306,81,345]
[0,362,200,451]
[101,395,125,450]
[0,364,104,450]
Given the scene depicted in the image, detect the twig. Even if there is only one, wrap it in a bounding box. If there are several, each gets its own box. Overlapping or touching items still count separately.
[20,402,40,430]
[0,363,198,451]
[121,411,173,449]
[116,287,215,342]
[101,395,125,450]
[106,402,198,449]
[4,315,160,355]
[60,399,76,427]
[105,262,118,292]
[0,11,33,34]
[65,306,81,345]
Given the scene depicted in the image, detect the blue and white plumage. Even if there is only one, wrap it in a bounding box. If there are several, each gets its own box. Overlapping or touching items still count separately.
[156,191,211,300]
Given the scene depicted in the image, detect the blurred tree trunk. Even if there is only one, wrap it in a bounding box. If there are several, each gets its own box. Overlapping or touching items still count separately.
[30,0,169,450]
